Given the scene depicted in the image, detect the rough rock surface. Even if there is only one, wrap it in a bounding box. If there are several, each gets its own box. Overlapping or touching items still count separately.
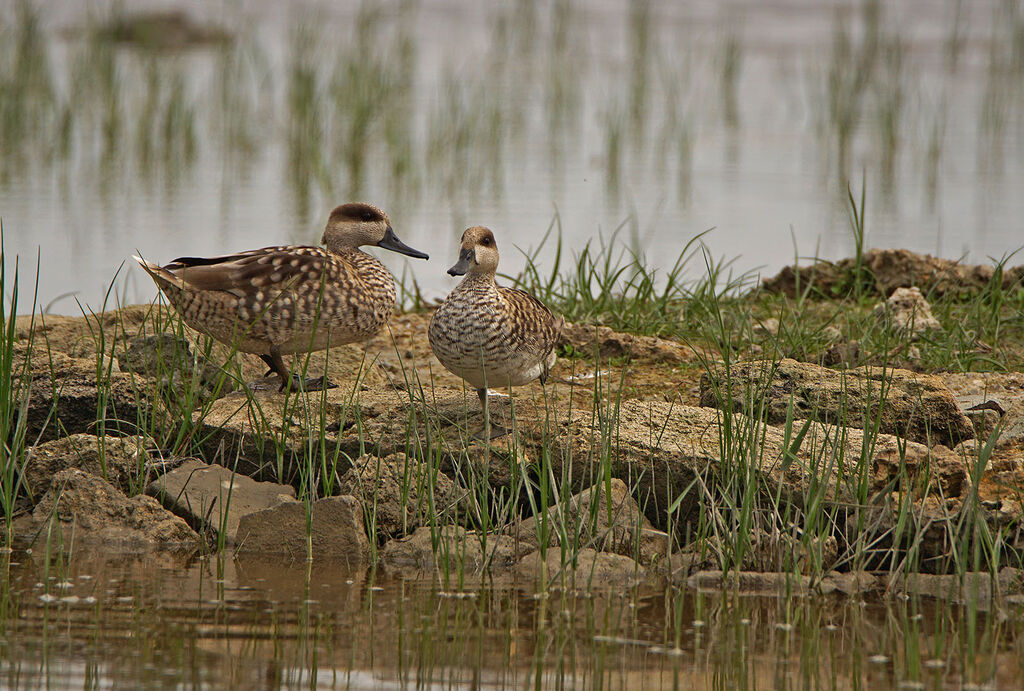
[118,333,234,399]
[873,286,941,335]
[560,322,696,363]
[22,433,149,503]
[17,349,144,443]
[381,526,529,573]
[337,453,466,541]
[892,569,1024,606]
[530,400,969,532]
[234,495,370,561]
[146,459,296,544]
[31,469,200,549]
[505,478,668,563]
[195,382,970,543]
[700,358,973,448]
[192,386,408,483]
[514,548,646,589]
[761,248,1022,299]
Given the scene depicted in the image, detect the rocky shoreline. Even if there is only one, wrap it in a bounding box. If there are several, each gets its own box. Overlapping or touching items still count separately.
[7,253,1024,594]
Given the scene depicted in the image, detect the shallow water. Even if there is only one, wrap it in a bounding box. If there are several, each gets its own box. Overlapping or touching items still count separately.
[2,549,1022,689]
[1,0,1023,313]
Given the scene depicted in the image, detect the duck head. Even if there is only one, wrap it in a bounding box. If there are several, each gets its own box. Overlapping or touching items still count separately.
[323,202,429,259]
[448,226,498,277]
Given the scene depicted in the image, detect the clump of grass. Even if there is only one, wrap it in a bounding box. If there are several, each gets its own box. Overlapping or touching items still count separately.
[0,236,38,546]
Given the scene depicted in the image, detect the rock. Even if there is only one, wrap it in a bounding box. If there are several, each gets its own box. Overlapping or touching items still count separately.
[559,322,695,364]
[443,434,534,491]
[532,400,969,535]
[699,358,974,448]
[22,433,150,504]
[18,349,144,443]
[746,532,838,574]
[513,548,646,589]
[146,459,296,544]
[753,318,779,338]
[196,384,533,489]
[873,287,941,336]
[117,333,234,399]
[234,495,370,562]
[686,570,813,594]
[820,571,881,596]
[505,478,668,564]
[381,526,528,573]
[891,570,1024,606]
[762,249,1011,299]
[337,453,466,542]
[820,340,861,368]
[956,395,1004,441]
[31,469,200,550]
[193,384,406,484]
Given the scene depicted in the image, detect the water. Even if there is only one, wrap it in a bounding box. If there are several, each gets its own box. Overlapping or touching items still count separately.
[1,0,1023,314]
[2,550,1022,688]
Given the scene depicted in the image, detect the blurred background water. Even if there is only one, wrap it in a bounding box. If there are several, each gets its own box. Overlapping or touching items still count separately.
[1,0,1022,313]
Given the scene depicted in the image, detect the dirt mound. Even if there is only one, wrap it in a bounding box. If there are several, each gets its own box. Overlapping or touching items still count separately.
[761,248,1024,299]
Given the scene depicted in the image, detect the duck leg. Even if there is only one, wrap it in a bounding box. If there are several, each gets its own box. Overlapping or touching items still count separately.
[476,387,509,440]
[258,350,337,392]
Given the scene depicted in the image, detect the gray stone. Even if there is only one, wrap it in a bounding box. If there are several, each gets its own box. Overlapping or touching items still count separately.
[235,495,370,562]
[31,469,200,550]
[146,459,295,544]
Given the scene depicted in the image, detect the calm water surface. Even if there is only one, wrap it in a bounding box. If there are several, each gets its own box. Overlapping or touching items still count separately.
[2,550,1023,689]
[1,0,1023,312]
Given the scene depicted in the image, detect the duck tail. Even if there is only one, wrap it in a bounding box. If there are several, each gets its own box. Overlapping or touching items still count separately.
[132,255,185,290]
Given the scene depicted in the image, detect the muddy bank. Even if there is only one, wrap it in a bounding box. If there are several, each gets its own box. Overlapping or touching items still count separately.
[761,248,1024,299]
[6,283,1024,590]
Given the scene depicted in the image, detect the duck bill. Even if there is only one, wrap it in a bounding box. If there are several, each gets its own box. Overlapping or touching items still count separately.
[447,248,475,276]
[377,227,429,260]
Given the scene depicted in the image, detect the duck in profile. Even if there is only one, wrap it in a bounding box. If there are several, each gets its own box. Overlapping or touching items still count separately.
[428,226,563,438]
[135,202,429,391]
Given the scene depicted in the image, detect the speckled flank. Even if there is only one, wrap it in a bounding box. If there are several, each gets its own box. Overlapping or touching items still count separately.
[151,246,396,354]
[428,227,562,391]
[135,202,424,379]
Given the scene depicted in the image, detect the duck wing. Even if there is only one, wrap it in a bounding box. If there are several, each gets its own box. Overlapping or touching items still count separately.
[499,286,562,354]
[165,246,330,298]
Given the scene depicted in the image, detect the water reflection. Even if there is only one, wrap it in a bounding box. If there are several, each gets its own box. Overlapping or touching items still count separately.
[1,0,1023,315]
[1,549,1022,688]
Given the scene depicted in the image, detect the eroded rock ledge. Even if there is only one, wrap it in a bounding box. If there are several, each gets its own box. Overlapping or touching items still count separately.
[6,301,1024,589]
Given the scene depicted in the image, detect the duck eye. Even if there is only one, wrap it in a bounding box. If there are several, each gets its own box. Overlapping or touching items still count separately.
[361,212,375,222]
[481,237,491,246]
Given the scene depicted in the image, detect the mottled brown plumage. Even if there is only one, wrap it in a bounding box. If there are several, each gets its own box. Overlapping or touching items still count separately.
[135,202,428,390]
[428,226,562,436]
